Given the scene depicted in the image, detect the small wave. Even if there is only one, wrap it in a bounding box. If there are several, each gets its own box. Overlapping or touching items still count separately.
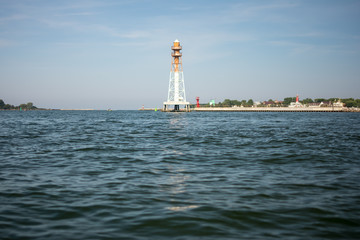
[166,205,199,211]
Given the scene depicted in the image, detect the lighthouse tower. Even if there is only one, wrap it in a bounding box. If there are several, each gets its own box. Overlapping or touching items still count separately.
[163,39,190,112]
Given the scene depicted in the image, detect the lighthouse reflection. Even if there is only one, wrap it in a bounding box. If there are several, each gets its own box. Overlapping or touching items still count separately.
[158,114,198,211]
[160,165,199,212]
[167,112,189,130]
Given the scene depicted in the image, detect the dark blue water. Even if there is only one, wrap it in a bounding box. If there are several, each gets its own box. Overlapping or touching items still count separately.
[1,111,359,239]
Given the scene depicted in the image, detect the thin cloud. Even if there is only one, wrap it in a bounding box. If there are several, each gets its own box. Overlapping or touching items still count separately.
[288,32,324,38]
[0,14,28,24]
[0,39,16,47]
[221,1,298,23]
[55,12,99,17]
[269,40,358,55]
[269,40,314,53]
[122,30,150,39]
[40,19,81,29]
[172,6,194,11]
[92,25,150,39]
[40,17,153,41]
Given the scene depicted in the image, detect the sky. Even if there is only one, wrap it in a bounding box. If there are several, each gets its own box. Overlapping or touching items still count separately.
[0,0,359,109]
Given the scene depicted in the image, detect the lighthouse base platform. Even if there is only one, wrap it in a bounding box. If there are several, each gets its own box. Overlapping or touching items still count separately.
[163,102,190,112]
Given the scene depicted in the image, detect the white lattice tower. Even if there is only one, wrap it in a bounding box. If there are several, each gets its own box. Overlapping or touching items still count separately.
[163,39,190,111]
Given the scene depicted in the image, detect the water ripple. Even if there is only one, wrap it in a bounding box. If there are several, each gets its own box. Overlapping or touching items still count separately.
[0,111,359,239]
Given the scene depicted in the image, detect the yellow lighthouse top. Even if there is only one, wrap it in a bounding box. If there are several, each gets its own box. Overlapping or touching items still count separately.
[173,39,180,47]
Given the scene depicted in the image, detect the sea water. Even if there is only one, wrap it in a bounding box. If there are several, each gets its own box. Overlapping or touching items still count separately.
[0,110,359,239]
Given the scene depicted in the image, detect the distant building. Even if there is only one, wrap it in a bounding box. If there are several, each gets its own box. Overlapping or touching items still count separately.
[307,102,321,107]
[333,99,345,107]
[289,101,303,107]
[320,101,332,107]
[289,94,303,107]
[306,99,344,108]
[263,101,275,106]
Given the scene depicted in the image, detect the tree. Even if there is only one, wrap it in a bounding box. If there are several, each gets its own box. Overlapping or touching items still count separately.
[26,102,34,109]
[315,98,326,103]
[4,104,14,109]
[342,98,355,108]
[301,98,314,104]
[355,99,360,108]
[283,97,296,106]
[247,99,254,106]
[232,100,241,106]
[222,99,232,107]
[19,103,27,110]
[0,99,5,109]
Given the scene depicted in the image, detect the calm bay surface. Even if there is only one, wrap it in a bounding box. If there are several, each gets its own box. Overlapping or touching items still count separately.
[0,110,359,239]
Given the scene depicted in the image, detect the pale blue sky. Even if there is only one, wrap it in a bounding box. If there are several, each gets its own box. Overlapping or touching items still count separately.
[1,0,359,109]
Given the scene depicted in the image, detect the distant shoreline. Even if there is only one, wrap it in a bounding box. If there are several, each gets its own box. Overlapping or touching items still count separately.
[59,109,95,111]
[0,109,95,111]
[2,108,359,112]
[192,107,360,112]
[140,107,360,112]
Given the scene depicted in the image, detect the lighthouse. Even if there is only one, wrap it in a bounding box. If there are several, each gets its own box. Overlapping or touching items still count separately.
[163,39,190,112]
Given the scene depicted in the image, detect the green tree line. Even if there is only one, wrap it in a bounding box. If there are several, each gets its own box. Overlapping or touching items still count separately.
[217,99,254,107]
[0,99,37,110]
